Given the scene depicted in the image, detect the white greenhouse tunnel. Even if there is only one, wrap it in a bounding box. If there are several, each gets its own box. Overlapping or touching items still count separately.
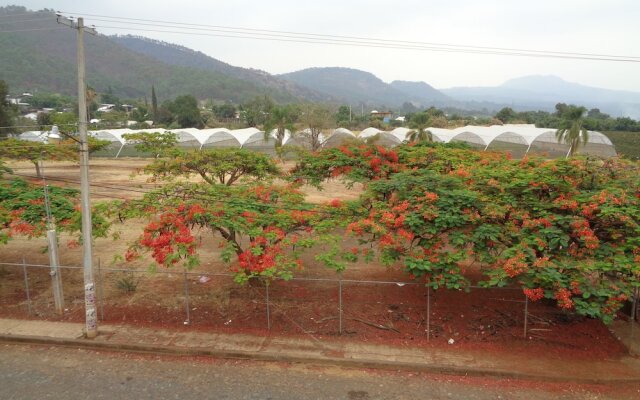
[16,124,616,159]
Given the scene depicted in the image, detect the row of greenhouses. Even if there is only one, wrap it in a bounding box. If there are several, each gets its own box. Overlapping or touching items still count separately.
[16,124,616,158]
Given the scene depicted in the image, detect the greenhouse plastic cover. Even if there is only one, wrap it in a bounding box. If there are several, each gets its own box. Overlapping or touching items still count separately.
[63,123,616,158]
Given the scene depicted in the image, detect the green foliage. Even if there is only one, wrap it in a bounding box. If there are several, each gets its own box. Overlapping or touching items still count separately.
[100,86,120,105]
[241,95,274,127]
[495,107,518,123]
[0,177,110,244]
[212,103,237,120]
[29,92,74,110]
[151,85,158,120]
[0,80,17,136]
[299,104,331,151]
[49,112,78,134]
[406,112,433,143]
[120,182,342,282]
[335,105,351,126]
[293,142,640,323]
[122,131,177,155]
[556,105,589,156]
[115,272,139,293]
[167,95,202,128]
[604,131,640,160]
[0,138,77,177]
[144,147,281,186]
[263,104,299,148]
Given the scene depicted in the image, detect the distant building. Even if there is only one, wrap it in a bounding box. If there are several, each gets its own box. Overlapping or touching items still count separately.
[370,110,393,123]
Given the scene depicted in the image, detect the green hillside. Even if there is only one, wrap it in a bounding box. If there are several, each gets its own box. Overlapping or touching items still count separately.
[111,35,333,103]
[0,7,302,102]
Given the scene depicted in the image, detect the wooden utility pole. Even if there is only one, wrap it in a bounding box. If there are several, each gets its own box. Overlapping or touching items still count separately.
[57,13,98,338]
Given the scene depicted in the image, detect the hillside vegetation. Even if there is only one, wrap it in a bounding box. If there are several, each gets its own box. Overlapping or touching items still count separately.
[0,7,305,102]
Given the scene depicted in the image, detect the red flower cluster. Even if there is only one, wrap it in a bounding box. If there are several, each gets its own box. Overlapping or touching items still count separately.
[523,287,545,301]
[571,220,600,250]
[553,194,578,211]
[502,252,528,277]
[138,210,196,266]
[554,288,574,310]
[238,237,281,273]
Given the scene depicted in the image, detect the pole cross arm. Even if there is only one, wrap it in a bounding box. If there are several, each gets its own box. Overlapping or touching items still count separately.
[56,13,98,35]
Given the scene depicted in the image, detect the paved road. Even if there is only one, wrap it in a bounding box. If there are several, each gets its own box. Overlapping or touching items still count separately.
[0,344,637,399]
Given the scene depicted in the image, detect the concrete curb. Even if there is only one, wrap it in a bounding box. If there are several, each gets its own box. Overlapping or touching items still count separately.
[2,333,639,385]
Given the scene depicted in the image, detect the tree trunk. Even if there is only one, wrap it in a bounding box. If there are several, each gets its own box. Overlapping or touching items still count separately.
[34,162,42,178]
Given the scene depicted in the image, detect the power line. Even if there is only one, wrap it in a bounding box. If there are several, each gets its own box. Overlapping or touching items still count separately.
[0,27,66,33]
[0,17,57,24]
[90,24,640,63]
[0,12,52,18]
[61,11,640,62]
[5,172,122,201]
[71,11,640,59]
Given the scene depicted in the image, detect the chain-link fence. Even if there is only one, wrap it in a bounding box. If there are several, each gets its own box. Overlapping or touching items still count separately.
[1,260,637,346]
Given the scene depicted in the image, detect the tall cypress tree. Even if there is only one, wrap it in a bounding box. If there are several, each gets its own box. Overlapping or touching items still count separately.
[151,85,158,121]
[0,80,16,136]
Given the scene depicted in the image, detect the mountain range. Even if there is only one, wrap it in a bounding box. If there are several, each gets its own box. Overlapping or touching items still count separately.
[442,76,640,118]
[2,6,640,118]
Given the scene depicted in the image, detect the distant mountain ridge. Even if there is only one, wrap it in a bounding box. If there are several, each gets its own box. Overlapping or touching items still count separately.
[442,76,640,118]
[278,67,450,107]
[389,80,450,103]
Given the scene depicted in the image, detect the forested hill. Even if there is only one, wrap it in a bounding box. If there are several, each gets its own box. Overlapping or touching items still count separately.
[279,67,405,107]
[0,6,314,102]
[110,35,332,103]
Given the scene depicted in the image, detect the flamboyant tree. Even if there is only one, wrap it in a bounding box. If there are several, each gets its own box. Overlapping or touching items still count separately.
[120,181,349,282]
[143,148,281,186]
[0,177,110,245]
[122,147,351,282]
[292,142,640,323]
[121,131,178,156]
[0,138,76,178]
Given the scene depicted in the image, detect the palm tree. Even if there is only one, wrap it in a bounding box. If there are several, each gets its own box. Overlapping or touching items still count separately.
[264,105,299,149]
[406,112,433,143]
[555,105,589,157]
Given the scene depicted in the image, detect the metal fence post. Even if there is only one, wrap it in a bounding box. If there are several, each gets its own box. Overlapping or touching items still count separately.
[22,257,32,316]
[427,286,431,341]
[98,258,105,321]
[266,282,271,330]
[183,270,190,325]
[631,287,638,323]
[523,295,529,339]
[338,277,343,335]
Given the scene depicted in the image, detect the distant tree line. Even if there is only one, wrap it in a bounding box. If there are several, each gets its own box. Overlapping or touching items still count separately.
[4,78,640,137]
[494,104,640,132]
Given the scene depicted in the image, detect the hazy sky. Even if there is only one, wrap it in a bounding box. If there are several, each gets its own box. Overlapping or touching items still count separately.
[5,0,640,91]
